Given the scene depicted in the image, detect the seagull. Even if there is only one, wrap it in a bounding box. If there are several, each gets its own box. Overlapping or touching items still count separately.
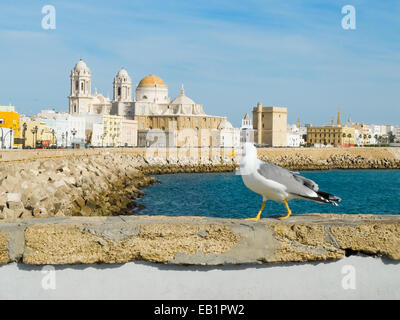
[233,143,341,220]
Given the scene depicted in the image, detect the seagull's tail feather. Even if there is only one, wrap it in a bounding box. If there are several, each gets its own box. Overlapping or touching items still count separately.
[295,190,341,206]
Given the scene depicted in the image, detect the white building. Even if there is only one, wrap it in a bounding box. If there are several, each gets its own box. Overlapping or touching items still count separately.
[35,111,86,147]
[217,120,240,148]
[392,125,400,142]
[240,113,255,144]
[286,132,302,147]
[286,124,305,147]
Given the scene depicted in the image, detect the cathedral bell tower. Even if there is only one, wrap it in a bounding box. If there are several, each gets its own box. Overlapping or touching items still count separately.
[113,68,132,103]
[69,59,92,114]
[110,68,134,118]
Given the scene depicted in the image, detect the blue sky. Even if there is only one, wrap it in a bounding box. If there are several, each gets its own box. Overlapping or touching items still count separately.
[0,0,399,126]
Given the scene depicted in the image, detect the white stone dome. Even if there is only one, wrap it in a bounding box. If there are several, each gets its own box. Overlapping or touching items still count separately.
[218,120,233,130]
[170,85,196,106]
[74,59,90,72]
[114,68,131,83]
[171,94,195,106]
[117,68,128,77]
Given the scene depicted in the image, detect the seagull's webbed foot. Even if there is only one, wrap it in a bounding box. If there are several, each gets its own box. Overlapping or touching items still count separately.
[246,217,261,221]
[245,200,266,221]
[279,200,292,220]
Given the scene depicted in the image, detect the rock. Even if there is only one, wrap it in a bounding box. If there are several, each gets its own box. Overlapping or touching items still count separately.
[7,193,21,202]
[33,207,48,218]
[55,210,65,217]
[7,200,24,212]
[1,207,18,220]
[20,209,33,219]
[74,197,86,209]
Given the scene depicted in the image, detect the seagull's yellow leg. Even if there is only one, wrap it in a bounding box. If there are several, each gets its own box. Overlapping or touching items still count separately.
[246,201,266,221]
[279,200,292,220]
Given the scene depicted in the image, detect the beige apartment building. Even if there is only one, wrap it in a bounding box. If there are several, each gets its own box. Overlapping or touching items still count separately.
[252,102,287,147]
[22,120,55,148]
[307,125,355,146]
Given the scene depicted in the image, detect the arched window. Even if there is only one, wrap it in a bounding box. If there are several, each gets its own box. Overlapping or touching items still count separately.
[75,81,79,90]
[81,82,84,91]
[74,105,77,113]
[118,87,121,96]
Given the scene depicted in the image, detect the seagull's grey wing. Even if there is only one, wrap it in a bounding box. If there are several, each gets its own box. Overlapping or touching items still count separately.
[292,174,319,192]
[257,161,318,197]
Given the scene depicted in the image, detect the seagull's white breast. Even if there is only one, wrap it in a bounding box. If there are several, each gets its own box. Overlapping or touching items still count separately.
[240,156,289,201]
[242,171,289,201]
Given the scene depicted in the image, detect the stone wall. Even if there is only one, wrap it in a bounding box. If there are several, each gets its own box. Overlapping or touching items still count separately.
[0,214,399,265]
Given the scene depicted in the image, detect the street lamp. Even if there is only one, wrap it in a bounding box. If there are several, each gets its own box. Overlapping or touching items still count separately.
[31,126,38,149]
[51,129,56,147]
[101,130,108,148]
[71,128,77,149]
[22,123,27,149]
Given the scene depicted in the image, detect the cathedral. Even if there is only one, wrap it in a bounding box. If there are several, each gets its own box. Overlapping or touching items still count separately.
[68,59,227,147]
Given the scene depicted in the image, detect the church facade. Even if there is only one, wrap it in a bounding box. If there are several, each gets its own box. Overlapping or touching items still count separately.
[68,59,228,147]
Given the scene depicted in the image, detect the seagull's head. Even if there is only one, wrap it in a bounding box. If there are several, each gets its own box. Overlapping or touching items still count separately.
[242,142,257,158]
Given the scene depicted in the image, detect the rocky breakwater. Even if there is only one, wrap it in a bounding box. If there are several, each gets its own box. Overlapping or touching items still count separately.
[0,153,156,221]
[258,147,400,170]
[139,155,236,175]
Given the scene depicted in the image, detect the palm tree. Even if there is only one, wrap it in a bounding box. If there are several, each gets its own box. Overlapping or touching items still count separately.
[347,133,352,147]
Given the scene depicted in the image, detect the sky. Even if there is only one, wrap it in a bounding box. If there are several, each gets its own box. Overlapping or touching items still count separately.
[0,0,399,127]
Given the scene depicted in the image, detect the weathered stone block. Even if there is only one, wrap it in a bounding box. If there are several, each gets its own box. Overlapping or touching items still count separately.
[7,193,22,202]
[1,207,18,220]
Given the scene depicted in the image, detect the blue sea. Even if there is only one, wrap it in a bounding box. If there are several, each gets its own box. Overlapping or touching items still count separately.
[134,170,400,218]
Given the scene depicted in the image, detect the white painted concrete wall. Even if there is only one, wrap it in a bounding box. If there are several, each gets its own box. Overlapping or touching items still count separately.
[0,256,399,299]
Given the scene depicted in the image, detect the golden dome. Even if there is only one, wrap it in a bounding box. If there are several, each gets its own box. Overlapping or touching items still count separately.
[137,74,167,88]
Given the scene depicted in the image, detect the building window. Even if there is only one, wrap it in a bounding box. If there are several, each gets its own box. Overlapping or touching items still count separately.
[81,82,84,91]
[75,81,78,90]
[74,105,77,113]
[118,87,121,96]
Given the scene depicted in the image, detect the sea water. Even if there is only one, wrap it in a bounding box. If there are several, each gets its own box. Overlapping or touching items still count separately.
[134,170,400,218]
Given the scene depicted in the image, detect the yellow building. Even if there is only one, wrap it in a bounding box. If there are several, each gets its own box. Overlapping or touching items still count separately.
[307,125,355,146]
[22,121,55,148]
[252,102,287,147]
[0,110,21,147]
[102,115,123,146]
